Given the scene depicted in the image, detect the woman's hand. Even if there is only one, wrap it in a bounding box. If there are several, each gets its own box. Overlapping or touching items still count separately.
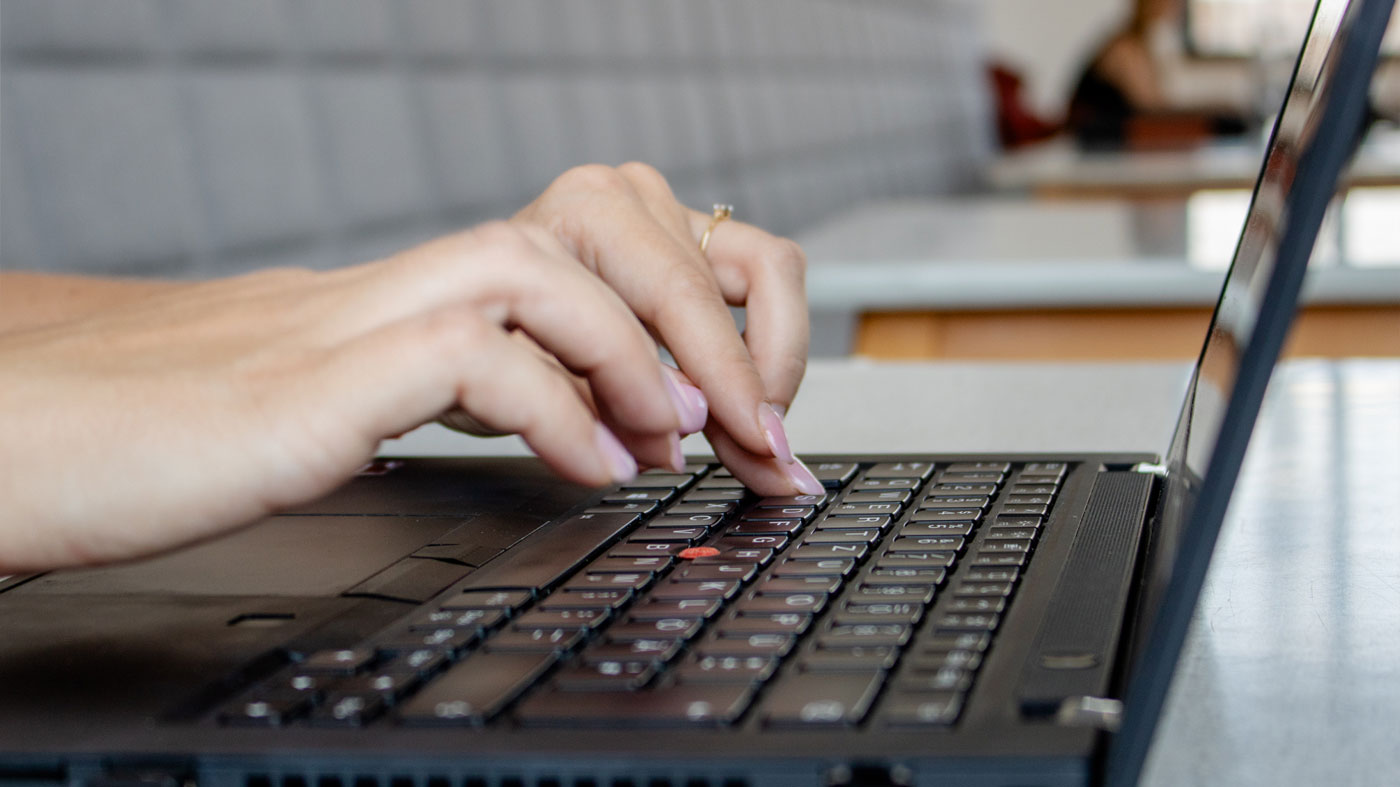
[0,223,688,571]
[513,163,822,496]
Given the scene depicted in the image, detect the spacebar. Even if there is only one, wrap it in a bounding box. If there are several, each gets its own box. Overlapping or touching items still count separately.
[457,512,639,593]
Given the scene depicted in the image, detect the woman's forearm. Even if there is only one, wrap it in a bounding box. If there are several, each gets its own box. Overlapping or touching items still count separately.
[0,273,187,334]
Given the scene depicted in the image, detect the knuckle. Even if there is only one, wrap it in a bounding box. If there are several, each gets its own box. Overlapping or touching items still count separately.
[558,163,628,194]
[469,220,529,253]
[764,238,808,278]
[617,161,669,189]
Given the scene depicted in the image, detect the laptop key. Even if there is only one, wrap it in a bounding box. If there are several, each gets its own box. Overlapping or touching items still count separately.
[374,647,448,678]
[735,593,827,615]
[862,570,945,587]
[926,484,997,496]
[934,613,1001,633]
[907,648,983,673]
[1008,484,1058,496]
[742,506,817,522]
[695,633,796,659]
[1005,495,1054,506]
[760,671,884,727]
[629,598,723,620]
[908,510,982,524]
[486,628,584,653]
[946,597,1006,614]
[938,473,1003,484]
[297,648,375,675]
[986,527,1040,541]
[961,567,1020,583]
[757,576,843,595]
[798,646,899,672]
[918,496,990,510]
[681,487,746,502]
[607,618,704,642]
[582,639,683,665]
[691,547,774,566]
[883,693,964,727]
[770,558,856,578]
[551,661,656,692]
[845,585,937,604]
[952,582,1015,598]
[586,501,658,516]
[410,608,507,632]
[831,502,903,517]
[511,609,611,632]
[887,536,965,553]
[920,633,992,653]
[818,624,911,648]
[674,655,778,684]
[540,588,633,611]
[649,579,742,601]
[1019,462,1067,477]
[788,543,868,561]
[336,671,421,703]
[946,462,1010,473]
[970,552,1028,568]
[979,539,1034,554]
[755,493,830,507]
[898,522,973,538]
[799,529,881,545]
[561,573,652,594]
[896,667,973,693]
[398,652,555,725]
[515,684,755,726]
[809,462,859,487]
[717,612,812,636]
[1000,505,1049,517]
[628,527,708,545]
[876,552,956,569]
[726,520,804,536]
[814,514,892,530]
[604,490,674,505]
[307,692,385,727]
[587,556,671,574]
[608,543,685,558]
[460,512,639,594]
[670,563,757,583]
[444,589,533,612]
[843,490,913,504]
[220,696,308,726]
[865,462,935,480]
[668,502,739,516]
[377,628,476,656]
[719,534,789,551]
[623,473,696,489]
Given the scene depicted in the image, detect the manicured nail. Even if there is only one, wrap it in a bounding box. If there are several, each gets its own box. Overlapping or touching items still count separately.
[679,384,708,434]
[758,402,794,464]
[668,433,686,473]
[594,423,637,483]
[785,457,825,496]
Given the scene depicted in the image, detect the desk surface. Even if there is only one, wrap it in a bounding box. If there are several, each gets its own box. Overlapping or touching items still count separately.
[388,358,1400,785]
[797,196,1400,311]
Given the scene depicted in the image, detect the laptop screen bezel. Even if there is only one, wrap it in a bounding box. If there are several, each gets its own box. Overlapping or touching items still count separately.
[1106,0,1394,783]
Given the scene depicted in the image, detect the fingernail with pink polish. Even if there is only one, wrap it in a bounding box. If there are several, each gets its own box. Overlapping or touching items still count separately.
[663,371,707,434]
[679,384,708,434]
[758,402,794,464]
[785,457,825,496]
[594,423,637,482]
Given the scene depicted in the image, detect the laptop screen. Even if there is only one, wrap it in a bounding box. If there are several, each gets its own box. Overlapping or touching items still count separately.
[1112,0,1392,781]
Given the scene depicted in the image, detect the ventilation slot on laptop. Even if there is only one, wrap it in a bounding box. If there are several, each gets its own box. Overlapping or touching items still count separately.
[243,774,746,787]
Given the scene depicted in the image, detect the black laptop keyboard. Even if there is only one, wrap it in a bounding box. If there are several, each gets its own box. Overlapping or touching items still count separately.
[220,460,1066,729]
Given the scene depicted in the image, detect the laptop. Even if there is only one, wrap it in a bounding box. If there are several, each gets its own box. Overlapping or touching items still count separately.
[1,0,1391,784]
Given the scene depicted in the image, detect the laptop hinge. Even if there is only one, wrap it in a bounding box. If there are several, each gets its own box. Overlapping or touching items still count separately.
[1055,696,1124,732]
[1131,462,1168,477]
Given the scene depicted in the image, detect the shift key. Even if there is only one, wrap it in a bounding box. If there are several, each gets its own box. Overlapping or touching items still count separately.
[760,671,885,727]
[398,652,554,725]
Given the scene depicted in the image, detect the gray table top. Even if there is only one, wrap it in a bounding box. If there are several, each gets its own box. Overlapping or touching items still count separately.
[385,358,1400,785]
